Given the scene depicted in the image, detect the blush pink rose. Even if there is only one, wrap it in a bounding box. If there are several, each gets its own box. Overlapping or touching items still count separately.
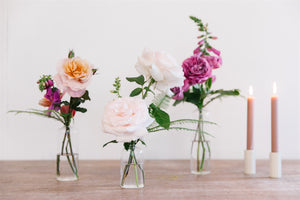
[102,97,154,142]
[53,57,93,97]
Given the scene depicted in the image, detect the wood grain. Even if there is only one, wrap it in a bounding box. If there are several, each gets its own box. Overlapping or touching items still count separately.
[0,160,300,200]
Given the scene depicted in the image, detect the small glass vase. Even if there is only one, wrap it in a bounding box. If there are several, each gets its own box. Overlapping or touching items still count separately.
[120,146,144,188]
[190,110,211,175]
[56,126,79,181]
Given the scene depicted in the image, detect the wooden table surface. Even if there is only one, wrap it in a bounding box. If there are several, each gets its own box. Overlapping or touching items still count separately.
[0,160,300,200]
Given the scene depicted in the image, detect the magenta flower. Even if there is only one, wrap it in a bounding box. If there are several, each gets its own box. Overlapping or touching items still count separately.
[193,47,201,55]
[182,53,213,86]
[198,40,204,45]
[203,55,222,69]
[43,79,54,89]
[171,87,184,100]
[44,88,61,113]
[207,47,221,56]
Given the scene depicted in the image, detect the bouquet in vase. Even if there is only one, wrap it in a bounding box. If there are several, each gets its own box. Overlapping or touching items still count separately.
[171,16,240,175]
[102,48,200,188]
[10,50,97,181]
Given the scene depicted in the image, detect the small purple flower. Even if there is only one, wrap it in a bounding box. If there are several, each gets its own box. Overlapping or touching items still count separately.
[171,87,184,100]
[44,87,61,114]
[182,53,213,86]
[45,79,54,88]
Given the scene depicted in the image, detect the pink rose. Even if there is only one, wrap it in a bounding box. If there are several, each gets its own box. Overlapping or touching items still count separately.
[182,53,213,86]
[102,97,154,142]
[53,57,93,97]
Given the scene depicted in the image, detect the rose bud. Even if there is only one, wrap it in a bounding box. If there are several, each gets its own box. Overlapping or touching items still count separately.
[61,105,76,117]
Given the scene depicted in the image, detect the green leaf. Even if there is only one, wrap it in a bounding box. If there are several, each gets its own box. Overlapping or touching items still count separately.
[139,140,146,146]
[123,142,131,151]
[149,104,170,129]
[92,68,98,75]
[74,107,87,113]
[130,88,143,97]
[126,75,145,85]
[68,50,75,58]
[190,16,202,24]
[70,98,81,108]
[60,101,69,105]
[205,78,212,90]
[103,140,118,148]
[81,90,91,101]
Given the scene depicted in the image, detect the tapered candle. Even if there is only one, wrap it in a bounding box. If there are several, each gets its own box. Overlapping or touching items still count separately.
[271,82,278,152]
[247,86,254,150]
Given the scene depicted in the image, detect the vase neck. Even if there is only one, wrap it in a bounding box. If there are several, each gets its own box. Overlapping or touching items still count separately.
[194,110,206,141]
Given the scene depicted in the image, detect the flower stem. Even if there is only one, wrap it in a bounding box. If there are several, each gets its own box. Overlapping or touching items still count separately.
[196,109,207,172]
[67,132,78,177]
[131,151,139,188]
[60,131,67,155]
[65,143,76,175]
[121,152,133,186]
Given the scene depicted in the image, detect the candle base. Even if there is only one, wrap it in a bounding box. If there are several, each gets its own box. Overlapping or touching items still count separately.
[269,152,281,178]
[244,150,256,175]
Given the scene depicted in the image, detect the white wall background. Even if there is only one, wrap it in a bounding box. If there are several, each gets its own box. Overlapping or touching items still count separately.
[0,0,299,160]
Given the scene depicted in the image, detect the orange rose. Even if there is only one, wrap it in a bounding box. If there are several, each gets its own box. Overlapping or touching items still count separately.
[53,57,93,97]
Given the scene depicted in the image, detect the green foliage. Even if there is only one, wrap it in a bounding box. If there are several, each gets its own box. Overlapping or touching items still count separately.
[126,75,145,86]
[74,107,87,113]
[37,75,52,92]
[173,78,240,110]
[81,90,91,101]
[68,50,75,58]
[103,140,118,148]
[147,118,216,137]
[137,139,146,146]
[130,88,143,97]
[189,16,202,24]
[149,103,170,129]
[126,76,155,99]
[152,93,171,110]
[92,68,98,75]
[110,77,122,98]
[8,109,65,125]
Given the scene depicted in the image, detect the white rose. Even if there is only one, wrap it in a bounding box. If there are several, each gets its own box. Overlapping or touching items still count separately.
[102,97,153,142]
[135,48,184,91]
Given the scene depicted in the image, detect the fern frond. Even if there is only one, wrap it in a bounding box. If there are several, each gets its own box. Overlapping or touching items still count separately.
[147,126,214,137]
[152,93,171,110]
[170,119,217,126]
[147,119,216,131]
[9,109,65,125]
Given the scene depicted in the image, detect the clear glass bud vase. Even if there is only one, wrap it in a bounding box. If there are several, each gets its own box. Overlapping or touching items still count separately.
[56,126,79,181]
[120,146,144,188]
[190,110,211,175]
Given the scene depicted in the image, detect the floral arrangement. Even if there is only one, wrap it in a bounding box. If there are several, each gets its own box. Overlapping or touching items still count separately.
[10,50,97,180]
[102,48,198,188]
[170,16,240,174]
